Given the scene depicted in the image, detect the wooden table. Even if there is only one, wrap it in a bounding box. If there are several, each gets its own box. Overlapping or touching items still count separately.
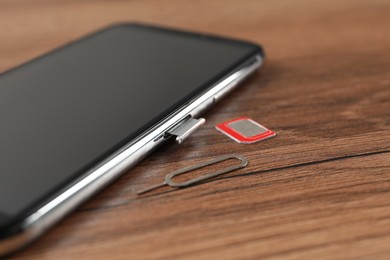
[1,0,389,259]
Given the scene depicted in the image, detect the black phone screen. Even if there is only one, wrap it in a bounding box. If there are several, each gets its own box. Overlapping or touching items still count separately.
[0,24,260,221]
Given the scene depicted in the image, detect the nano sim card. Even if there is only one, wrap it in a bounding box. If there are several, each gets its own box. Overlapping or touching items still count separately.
[216,117,276,144]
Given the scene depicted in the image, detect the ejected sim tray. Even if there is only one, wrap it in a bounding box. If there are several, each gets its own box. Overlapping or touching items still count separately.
[137,154,248,195]
[216,117,276,144]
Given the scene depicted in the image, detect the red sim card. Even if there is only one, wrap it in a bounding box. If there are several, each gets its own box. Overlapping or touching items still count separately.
[216,117,276,144]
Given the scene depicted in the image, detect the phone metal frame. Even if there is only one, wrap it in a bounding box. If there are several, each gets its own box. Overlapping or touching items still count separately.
[0,54,263,256]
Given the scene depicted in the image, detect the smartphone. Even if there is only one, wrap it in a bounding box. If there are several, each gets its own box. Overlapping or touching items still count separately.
[0,23,264,255]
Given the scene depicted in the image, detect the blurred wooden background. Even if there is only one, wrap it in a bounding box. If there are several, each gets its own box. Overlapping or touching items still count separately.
[1,0,389,259]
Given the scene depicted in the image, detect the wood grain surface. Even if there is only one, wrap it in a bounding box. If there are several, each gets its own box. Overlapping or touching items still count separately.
[1,0,389,259]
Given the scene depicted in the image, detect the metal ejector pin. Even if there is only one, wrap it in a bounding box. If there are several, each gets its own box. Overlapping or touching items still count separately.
[137,154,248,195]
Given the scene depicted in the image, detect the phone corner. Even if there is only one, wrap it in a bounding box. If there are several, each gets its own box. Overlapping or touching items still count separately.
[0,218,37,258]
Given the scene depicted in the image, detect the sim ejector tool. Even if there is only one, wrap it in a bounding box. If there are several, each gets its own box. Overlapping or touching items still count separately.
[137,154,248,195]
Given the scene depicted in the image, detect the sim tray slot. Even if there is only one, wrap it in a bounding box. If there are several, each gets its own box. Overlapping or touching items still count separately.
[166,116,206,144]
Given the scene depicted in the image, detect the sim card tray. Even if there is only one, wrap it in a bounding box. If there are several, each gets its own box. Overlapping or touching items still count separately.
[167,116,205,144]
